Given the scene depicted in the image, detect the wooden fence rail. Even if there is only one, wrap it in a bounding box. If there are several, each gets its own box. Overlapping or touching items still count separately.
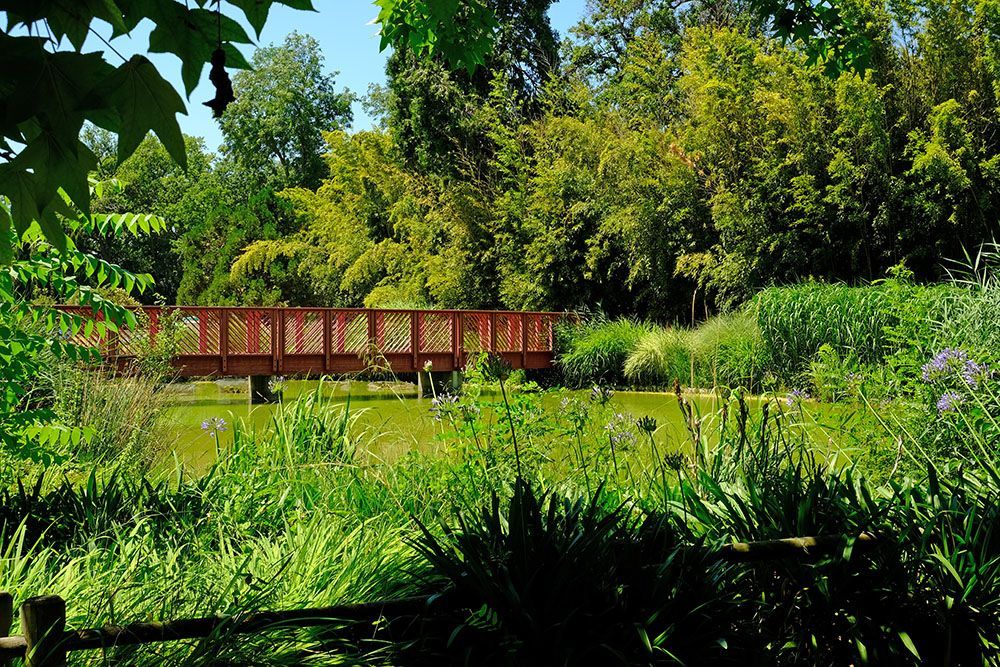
[0,532,878,665]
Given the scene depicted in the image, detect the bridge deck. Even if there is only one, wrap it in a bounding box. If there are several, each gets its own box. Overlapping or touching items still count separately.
[60,307,566,377]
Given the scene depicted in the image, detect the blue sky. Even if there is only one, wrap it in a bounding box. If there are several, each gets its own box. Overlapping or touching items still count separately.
[81,1,588,152]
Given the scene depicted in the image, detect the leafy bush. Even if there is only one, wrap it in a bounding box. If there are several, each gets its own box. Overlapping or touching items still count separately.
[413,480,740,664]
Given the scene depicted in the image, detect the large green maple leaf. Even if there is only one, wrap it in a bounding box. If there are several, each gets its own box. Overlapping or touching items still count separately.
[94,55,188,169]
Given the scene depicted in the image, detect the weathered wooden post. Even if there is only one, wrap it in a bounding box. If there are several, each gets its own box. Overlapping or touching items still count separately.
[21,595,66,667]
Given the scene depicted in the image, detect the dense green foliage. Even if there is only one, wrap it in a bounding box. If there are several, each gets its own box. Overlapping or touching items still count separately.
[0,0,515,259]
[6,1,1000,662]
[96,0,990,318]
[0,371,997,664]
[0,181,163,467]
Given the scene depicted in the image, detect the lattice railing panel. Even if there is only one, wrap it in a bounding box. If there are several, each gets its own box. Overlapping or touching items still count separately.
[526,314,557,352]
[116,318,144,355]
[228,310,273,354]
[495,314,522,352]
[332,312,369,353]
[57,307,104,350]
[176,310,221,355]
[462,313,491,352]
[53,306,565,371]
[418,313,452,352]
[283,311,324,355]
[375,312,411,353]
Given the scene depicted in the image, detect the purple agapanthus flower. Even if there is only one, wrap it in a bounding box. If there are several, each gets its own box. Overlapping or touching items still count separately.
[961,360,992,389]
[604,412,637,449]
[922,348,992,388]
[936,391,965,414]
[429,393,460,421]
[590,385,615,405]
[922,349,969,383]
[201,416,227,435]
[785,388,809,407]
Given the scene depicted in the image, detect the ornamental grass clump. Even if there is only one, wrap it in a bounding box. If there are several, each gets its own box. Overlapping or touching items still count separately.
[623,326,690,386]
[687,312,768,390]
[556,318,653,387]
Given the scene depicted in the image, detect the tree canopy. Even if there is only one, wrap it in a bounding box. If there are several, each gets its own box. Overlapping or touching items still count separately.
[219,32,353,191]
[0,0,507,261]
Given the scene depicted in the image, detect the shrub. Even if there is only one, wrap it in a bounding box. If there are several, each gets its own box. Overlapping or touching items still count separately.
[413,481,740,664]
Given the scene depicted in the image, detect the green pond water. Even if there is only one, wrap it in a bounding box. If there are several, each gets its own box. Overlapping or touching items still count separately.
[160,380,872,470]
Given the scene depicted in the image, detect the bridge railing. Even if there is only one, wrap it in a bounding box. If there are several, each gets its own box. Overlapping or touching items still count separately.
[55,306,569,376]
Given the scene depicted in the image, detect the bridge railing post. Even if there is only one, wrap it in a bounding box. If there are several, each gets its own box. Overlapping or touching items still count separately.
[521,313,528,368]
[366,311,374,354]
[323,310,332,372]
[452,313,461,370]
[272,309,282,373]
[410,311,419,369]
[220,310,229,374]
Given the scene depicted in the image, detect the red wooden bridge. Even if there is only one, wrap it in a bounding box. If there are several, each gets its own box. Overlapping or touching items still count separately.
[61,306,566,377]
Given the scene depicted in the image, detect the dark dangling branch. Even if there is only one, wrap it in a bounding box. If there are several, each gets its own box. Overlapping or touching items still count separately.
[203,0,235,118]
[203,48,235,118]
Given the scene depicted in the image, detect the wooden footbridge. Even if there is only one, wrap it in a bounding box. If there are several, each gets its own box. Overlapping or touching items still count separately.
[59,306,566,378]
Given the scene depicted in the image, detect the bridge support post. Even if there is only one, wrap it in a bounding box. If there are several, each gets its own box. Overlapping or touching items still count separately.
[418,370,464,397]
[418,371,456,398]
[248,375,276,404]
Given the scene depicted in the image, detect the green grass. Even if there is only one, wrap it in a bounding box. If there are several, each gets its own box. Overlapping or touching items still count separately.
[556,317,653,386]
[624,326,690,385]
[560,279,1000,395]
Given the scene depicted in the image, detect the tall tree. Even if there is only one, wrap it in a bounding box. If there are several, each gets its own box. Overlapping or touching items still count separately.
[219,32,354,191]
[382,0,560,176]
